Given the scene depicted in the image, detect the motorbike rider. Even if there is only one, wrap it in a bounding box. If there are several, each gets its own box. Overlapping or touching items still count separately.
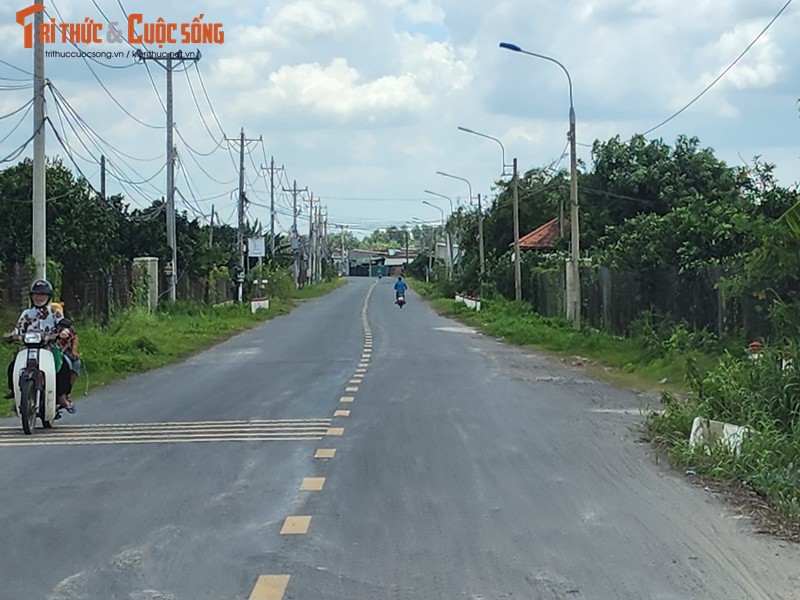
[3,279,75,414]
[394,275,408,301]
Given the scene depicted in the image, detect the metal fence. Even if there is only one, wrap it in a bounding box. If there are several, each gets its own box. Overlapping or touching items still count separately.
[0,261,233,322]
[529,264,771,340]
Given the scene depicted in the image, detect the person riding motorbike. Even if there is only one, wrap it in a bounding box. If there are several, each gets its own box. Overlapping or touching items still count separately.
[394,276,408,301]
[3,279,75,414]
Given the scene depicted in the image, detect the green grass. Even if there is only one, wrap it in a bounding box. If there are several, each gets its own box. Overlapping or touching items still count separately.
[0,278,346,417]
[647,346,800,518]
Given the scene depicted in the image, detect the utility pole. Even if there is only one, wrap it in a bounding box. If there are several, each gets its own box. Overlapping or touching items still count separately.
[261,157,283,256]
[237,128,245,301]
[209,205,215,249]
[308,192,314,285]
[135,51,201,302]
[100,155,106,201]
[512,158,521,301]
[568,106,581,329]
[478,192,485,282]
[224,129,261,302]
[340,224,347,276]
[283,180,307,288]
[32,6,46,280]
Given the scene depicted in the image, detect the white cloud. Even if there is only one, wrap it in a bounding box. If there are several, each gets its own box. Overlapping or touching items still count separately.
[241,58,429,125]
[1,0,799,230]
[266,0,370,39]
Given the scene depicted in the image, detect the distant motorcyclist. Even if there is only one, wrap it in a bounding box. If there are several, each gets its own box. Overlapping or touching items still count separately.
[394,276,408,301]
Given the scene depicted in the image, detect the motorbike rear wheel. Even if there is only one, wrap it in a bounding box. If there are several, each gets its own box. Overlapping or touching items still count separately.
[19,378,37,435]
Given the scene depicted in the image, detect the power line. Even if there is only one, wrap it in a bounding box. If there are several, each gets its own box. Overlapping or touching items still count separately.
[49,83,164,162]
[46,1,135,70]
[47,85,165,195]
[639,0,793,138]
[0,58,32,77]
[0,101,34,147]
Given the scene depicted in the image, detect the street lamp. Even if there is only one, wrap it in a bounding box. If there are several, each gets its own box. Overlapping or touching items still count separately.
[422,200,451,281]
[499,41,581,329]
[458,126,521,301]
[424,191,455,278]
[424,189,454,214]
[436,171,484,281]
[457,126,513,176]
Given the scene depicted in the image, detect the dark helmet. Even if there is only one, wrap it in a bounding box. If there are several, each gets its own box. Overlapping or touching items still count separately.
[29,279,53,307]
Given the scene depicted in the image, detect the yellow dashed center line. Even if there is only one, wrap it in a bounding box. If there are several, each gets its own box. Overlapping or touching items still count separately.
[249,575,291,600]
[300,477,326,491]
[340,396,354,403]
[315,448,336,458]
[345,386,359,392]
[326,427,344,436]
[280,516,311,535]
[334,409,350,417]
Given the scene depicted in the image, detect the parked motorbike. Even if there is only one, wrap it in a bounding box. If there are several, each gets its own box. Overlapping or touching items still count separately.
[396,293,406,308]
[6,328,61,434]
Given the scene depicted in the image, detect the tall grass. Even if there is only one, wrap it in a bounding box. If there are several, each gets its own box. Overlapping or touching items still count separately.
[648,346,800,516]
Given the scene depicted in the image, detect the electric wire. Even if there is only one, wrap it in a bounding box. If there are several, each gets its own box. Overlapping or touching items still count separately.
[47,85,165,194]
[0,101,34,146]
[49,83,164,162]
[0,59,32,77]
[639,0,793,138]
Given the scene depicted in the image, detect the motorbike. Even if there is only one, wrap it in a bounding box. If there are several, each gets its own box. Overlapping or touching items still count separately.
[395,293,406,308]
[7,328,62,434]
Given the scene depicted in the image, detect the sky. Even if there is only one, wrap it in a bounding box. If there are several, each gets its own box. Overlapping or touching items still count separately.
[0,0,798,239]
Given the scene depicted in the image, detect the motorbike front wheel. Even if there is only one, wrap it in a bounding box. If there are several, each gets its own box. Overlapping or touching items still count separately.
[19,378,38,435]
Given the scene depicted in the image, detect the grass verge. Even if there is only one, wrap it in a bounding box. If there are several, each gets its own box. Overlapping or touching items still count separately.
[0,278,346,417]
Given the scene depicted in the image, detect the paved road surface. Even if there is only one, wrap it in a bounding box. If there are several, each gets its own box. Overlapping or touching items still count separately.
[1,277,798,599]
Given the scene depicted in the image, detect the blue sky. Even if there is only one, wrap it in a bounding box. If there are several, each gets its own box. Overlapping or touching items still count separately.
[1,0,798,238]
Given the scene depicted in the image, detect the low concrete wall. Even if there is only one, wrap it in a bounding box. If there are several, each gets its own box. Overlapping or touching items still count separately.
[455,294,481,312]
[250,298,270,314]
[689,417,752,455]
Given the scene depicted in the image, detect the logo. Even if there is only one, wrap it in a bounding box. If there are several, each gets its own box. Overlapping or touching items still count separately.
[15,3,45,49]
[15,4,224,49]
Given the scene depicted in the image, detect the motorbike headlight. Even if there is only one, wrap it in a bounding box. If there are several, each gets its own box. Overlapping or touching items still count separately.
[23,331,43,344]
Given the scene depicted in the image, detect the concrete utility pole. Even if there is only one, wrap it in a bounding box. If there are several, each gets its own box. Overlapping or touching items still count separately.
[224,129,261,302]
[308,192,314,285]
[32,6,46,280]
[261,157,284,256]
[477,192,485,280]
[100,155,106,201]
[283,180,308,288]
[135,51,201,301]
[209,205,215,249]
[512,158,521,301]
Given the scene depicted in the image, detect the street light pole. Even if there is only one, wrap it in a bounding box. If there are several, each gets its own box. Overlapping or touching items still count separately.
[499,41,580,328]
[436,171,484,282]
[422,200,449,281]
[457,126,520,301]
[424,191,454,280]
[457,126,513,176]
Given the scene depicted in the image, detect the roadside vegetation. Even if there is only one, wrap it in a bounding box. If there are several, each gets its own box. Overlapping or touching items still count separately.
[406,133,800,523]
[0,277,345,418]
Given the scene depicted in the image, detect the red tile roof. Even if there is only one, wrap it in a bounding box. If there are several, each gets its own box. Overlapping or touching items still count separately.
[518,218,566,250]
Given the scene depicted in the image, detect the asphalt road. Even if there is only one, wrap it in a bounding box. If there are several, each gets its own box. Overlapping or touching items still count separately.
[1,277,798,600]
